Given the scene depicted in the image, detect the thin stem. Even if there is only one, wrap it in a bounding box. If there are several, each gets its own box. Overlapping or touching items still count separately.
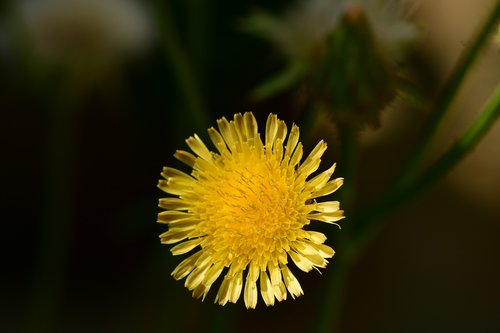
[405,84,500,199]
[349,2,500,255]
[154,0,208,132]
[350,83,500,255]
[395,1,500,189]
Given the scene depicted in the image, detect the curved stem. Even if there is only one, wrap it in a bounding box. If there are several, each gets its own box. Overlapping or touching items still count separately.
[403,84,500,200]
[395,1,500,189]
[350,2,500,254]
[351,83,500,255]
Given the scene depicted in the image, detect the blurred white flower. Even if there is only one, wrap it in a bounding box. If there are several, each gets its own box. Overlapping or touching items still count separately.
[260,0,345,60]
[353,0,418,60]
[248,0,418,63]
[19,0,153,64]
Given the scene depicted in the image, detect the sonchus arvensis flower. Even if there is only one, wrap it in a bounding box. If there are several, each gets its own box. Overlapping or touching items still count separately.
[157,112,344,308]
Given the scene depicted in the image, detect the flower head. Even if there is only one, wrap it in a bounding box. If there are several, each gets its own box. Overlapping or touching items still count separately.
[157,112,344,308]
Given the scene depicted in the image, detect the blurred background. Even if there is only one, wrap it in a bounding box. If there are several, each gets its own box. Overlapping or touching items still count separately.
[1,0,499,332]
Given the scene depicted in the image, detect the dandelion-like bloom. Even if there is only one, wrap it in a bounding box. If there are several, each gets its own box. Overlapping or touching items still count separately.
[157,112,344,308]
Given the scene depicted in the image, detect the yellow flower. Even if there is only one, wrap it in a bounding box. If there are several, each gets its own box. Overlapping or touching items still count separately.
[157,112,344,308]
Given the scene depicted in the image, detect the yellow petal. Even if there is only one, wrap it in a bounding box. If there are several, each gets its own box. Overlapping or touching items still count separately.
[265,113,278,147]
[170,238,203,255]
[161,167,195,183]
[307,210,345,223]
[298,140,327,176]
[283,124,300,162]
[157,211,195,224]
[185,260,211,290]
[275,119,288,148]
[306,230,327,244]
[281,264,303,299]
[244,276,258,309]
[208,127,230,155]
[217,117,237,152]
[171,252,202,280]
[174,150,196,167]
[157,179,191,196]
[307,242,335,258]
[215,276,231,306]
[186,134,212,162]
[289,251,313,272]
[243,112,258,140]
[273,280,287,302]
[159,229,191,244]
[314,201,340,213]
[202,262,225,287]
[234,113,248,143]
[311,178,344,198]
[248,263,260,282]
[192,283,210,300]
[305,163,336,191]
[274,137,284,161]
[260,270,275,306]
[229,270,243,303]
[158,197,192,210]
[289,143,303,168]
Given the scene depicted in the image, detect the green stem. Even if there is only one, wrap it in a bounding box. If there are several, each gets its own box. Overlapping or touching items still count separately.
[396,1,500,189]
[350,83,500,255]
[404,84,500,200]
[349,2,500,256]
[154,0,208,132]
[250,62,306,101]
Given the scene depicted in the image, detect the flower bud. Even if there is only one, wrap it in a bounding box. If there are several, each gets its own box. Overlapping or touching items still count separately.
[313,5,397,128]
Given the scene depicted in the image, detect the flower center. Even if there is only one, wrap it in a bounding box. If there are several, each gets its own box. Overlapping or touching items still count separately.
[194,151,305,266]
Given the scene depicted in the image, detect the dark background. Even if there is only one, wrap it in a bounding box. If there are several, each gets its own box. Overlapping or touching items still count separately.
[1,0,500,332]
